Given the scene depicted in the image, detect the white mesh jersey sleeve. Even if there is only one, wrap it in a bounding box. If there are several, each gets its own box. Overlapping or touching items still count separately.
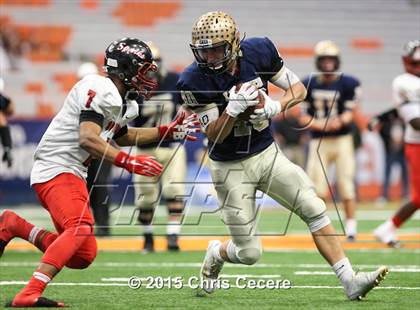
[392,73,420,144]
[30,75,123,185]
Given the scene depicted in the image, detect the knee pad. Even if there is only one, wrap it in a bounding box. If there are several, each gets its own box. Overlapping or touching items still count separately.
[66,233,97,269]
[236,247,262,265]
[138,208,155,225]
[294,189,330,232]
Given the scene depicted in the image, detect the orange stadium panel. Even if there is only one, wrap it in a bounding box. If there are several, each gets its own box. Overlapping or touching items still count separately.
[0,0,49,6]
[351,38,383,50]
[25,81,45,95]
[53,72,78,93]
[113,0,181,27]
[80,0,99,10]
[278,46,314,58]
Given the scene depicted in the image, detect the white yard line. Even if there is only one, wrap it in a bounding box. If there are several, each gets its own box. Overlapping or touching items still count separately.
[1,281,419,291]
[1,261,419,269]
[295,268,420,275]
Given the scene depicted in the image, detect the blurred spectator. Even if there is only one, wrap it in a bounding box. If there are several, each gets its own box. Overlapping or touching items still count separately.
[0,23,26,71]
[377,114,408,203]
[272,114,306,168]
[0,77,14,168]
[79,62,113,237]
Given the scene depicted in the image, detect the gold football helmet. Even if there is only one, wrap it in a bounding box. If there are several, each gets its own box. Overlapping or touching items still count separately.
[190,11,240,74]
[314,40,340,72]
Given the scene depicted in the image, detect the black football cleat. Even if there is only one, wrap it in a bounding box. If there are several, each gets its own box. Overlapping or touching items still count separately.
[167,234,180,251]
[142,233,154,253]
[5,297,65,308]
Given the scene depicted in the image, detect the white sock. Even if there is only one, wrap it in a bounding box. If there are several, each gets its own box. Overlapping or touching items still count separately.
[211,242,224,263]
[166,221,181,235]
[332,257,354,285]
[28,227,42,244]
[143,225,153,234]
[33,271,51,283]
[225,240,240,263]
[346,219,357,236]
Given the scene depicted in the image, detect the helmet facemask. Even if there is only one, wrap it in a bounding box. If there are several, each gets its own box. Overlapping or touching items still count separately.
[190,40,235,75]
[129,61,158,100]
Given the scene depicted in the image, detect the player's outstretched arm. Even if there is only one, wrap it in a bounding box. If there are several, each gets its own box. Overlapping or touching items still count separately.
[79,121,162,177]
[114,111,201,146]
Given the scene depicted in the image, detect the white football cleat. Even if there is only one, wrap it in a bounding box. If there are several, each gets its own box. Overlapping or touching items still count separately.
[197,240,224,296]
[374,221,400,247]
[344,266,389,300]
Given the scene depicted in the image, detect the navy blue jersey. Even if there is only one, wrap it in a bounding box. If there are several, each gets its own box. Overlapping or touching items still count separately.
[134,71,179,148]
[176,37,284,161]
[302,74,360,138]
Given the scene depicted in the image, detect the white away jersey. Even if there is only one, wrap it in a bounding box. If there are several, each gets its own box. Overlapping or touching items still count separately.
[30,75,138,185]
[392,73,420,144]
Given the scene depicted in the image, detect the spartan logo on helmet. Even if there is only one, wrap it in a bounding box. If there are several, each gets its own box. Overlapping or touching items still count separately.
[104,37,158,99]
[190,11,241,75]
[402,40,420,77]
[314,40,341,73]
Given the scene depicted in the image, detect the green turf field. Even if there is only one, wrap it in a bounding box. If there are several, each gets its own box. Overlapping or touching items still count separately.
[1,249,419,309]
[1,203,419,309]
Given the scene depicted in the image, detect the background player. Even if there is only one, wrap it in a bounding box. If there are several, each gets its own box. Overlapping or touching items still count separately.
[0,77,14,168]
[374,40,420,246]
[133,42,186,252]
[0,37,200,307]
[301,41,361,241]
[178,11,387,301]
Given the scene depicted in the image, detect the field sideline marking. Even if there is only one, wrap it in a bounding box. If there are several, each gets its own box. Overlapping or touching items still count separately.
[1,281,419,291]
[295,268,420,275]
[1,262,419,269]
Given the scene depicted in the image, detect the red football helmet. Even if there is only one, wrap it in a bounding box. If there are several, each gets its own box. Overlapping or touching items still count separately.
[402,40,420,77]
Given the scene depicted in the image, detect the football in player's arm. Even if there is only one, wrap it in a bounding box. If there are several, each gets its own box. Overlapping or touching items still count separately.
[177,11,387,301]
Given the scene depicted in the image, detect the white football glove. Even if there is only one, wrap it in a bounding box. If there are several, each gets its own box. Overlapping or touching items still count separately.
[249,91,281,124]
[225,82,259,118]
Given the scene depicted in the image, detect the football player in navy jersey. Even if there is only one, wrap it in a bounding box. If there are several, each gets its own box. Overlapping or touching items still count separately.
[301,41,360,241]
[133,42,186,252]
[177,11,387,300]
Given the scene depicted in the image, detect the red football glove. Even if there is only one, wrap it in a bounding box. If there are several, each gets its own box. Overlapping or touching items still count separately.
[114,151,163,177]
[158,111,201,141]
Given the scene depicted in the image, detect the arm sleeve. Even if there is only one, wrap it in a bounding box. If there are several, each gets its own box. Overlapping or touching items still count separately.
[79,110,104,127]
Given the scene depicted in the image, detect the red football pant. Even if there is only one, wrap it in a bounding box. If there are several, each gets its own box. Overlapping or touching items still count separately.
[405,143,420,209]
[33,173,97,270]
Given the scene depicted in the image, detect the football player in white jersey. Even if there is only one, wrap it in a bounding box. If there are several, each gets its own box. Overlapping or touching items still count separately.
[0,38,200,307]
[178,11,388,301]
[374,40,420,246]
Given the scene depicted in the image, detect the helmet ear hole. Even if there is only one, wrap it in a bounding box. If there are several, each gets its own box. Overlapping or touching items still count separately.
[118,72,125,80]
